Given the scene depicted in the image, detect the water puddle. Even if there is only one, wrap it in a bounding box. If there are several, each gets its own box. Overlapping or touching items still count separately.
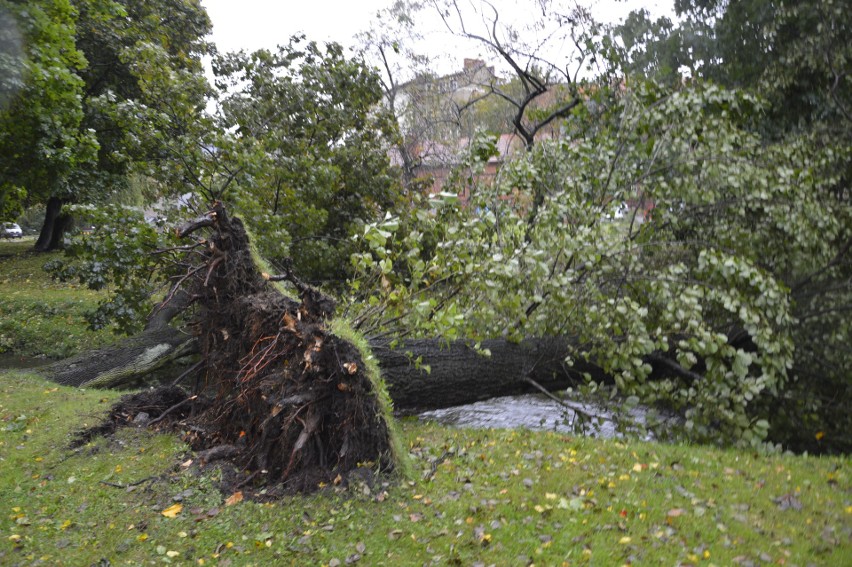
[419,393,652,439]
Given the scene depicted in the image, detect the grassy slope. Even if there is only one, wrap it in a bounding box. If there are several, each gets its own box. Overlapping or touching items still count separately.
[0,237,849,565]
[1,371,849,566]
[0,240,115,358]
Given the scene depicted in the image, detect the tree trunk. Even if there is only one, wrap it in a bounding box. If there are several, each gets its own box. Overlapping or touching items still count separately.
[372,337,608,412]
[44,327,197,389]
[34,196,72,252]
[40,327,606,412]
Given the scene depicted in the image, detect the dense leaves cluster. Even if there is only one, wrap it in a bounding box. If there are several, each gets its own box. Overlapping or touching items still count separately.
[0,0,97,224]
[608,0,851,453]
[211,37,402,286]
[0,0,211,248]
[350,78,848,451]
[44,204,178,334]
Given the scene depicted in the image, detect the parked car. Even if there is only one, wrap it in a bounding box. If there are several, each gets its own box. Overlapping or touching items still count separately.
[2,222,22,239]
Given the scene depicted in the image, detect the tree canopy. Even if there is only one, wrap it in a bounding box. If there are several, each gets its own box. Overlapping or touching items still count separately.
[33,0,851,454]
[0,0,212,248]
[0,0,97,225]
[211,37,402,285]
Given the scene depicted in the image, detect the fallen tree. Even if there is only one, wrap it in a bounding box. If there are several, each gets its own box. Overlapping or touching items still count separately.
[41,203,606,411]
[47,202,402,494]
[45,331,607,412]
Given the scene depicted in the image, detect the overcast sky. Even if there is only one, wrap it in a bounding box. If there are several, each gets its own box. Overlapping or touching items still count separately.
[201,0,675,58]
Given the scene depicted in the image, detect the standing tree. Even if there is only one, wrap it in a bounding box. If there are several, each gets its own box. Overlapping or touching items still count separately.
[211,37,402,286]
[0,0,97,233]
[0,0,213,251]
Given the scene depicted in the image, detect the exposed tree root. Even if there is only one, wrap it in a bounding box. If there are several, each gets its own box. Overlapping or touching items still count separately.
[73,203,398,494]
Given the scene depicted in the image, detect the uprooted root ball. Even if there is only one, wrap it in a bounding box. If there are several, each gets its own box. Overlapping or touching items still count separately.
[75,202,397,494]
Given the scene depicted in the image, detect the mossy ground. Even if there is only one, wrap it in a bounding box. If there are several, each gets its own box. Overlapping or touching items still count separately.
[1,371,849,566]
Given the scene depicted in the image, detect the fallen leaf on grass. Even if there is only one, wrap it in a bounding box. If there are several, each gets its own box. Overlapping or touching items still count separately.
[772,494,802,511]
[558,497,584,511]
[225,491,243,506]
[161,503,183,518]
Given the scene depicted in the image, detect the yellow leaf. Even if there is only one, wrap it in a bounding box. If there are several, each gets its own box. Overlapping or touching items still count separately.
[60,520,72,530]
[619,536,632,544]
[114,465,122,473]
[225,491,243,506]
[161,503,183,518]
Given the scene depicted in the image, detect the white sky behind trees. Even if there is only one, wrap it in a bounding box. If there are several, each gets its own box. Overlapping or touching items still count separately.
[201,0,675,75]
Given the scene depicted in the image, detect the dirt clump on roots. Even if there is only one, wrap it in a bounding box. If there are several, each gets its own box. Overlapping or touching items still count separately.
[73,202,397,495]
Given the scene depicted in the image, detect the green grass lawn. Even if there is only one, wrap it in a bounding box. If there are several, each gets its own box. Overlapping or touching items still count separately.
[0,238,849,566]
[0,240,115,358]
[1,371,849,566]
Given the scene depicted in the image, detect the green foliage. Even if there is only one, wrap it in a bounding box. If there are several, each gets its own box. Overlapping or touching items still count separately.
[0,0,98,214]
[44,204,178,334]
[72,0,213,192]
[350,79,848,452]
[210,36,402,286]
[0,0,212,249]
[609,0,851,453]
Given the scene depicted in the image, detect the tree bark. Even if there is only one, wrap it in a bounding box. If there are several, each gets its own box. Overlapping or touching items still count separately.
[44,326,197,388]
[372,337,607,412]
[34,196,72,252]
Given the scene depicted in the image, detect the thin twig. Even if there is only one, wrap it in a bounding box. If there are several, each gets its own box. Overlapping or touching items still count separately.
[98,476,157,489]
[170,360,204,387]
[523,376,612,423]
[148,395,198,426]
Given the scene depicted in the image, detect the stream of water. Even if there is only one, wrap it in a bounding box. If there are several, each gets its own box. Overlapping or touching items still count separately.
[418,393,652,440]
